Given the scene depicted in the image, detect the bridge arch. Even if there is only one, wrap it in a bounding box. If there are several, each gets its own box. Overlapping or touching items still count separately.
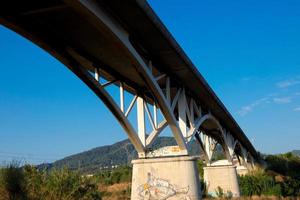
[0,0,256,161]
[0,1,190,158]
[189,113,233,164]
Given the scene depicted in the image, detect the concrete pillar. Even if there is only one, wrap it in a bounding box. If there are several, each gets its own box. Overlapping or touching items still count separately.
[203,164,240,197]
[131,156,201,200]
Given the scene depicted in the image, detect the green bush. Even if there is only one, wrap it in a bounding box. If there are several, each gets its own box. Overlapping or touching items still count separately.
[0,162,26,200]
[238,152,300,197]
[0,164,101,200]
[239,171,300,197]
[94,166,132,186]
[215,186,224,198]
[265,153,300,180]
[281,178,300,197]
[239,172,280,196]
[197,160,204,179]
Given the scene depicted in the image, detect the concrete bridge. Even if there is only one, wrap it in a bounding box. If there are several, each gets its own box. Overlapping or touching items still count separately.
[0,0,258,199]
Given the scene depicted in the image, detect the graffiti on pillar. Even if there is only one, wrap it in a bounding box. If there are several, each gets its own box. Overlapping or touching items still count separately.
[137,172,191,200]
[145,146,186,158]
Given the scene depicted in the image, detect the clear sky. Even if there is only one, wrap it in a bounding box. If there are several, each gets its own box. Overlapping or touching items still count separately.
[0,0,300,164]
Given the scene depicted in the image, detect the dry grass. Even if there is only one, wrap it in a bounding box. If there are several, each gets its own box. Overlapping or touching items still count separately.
[0,187,8,200]
[105,182,131,193]
[99,182,131,200]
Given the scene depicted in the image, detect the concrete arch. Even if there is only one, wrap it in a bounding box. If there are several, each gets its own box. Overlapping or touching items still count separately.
[0,0,256,161]
[0,4,149,156]
[67,0,188,152]
[188,113,222,142]
[0,1,189,157]
[190,113,232,163]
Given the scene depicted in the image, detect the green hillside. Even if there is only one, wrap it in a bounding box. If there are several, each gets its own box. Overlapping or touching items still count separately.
[40,137,193,174]
[38,136,228,174]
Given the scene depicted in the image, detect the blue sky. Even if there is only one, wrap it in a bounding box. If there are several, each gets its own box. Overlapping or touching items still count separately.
[0,0,300,164]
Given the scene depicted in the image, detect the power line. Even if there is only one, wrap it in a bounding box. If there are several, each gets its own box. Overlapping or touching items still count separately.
[0,151,64,164]
[0,150,67,159]
[0,154,56,161]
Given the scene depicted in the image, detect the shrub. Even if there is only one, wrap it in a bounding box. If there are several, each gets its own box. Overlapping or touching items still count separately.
[239,171,279,197]
[215,186,224,198]
[239,169,300,197]
[281,178,300,197]
[94,166,132,186]
[0,164,101,200]
[0,162,26,200]
[265,153,300,180]
[197,160,204,179]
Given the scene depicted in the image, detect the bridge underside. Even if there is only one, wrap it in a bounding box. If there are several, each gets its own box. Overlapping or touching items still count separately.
[0,0,256,160]
[0,0,258,198]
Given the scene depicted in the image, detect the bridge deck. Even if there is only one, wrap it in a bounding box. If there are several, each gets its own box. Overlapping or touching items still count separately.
[0,0,256,156]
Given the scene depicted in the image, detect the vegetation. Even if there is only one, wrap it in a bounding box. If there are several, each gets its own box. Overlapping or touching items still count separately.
[239,153,300,197]
[215,186,233,199]
[197,160,204,179]
[94,166,132,200]
[265,152,300,180]
[41,137,202,174]
[292,150,300,157]
[94,166,132,186]
[239,169,282,197]
[0,163,101,200]
[1,140,300,199]
[239,171,300,197]
[42,137,179,174]
[211,144,227,161]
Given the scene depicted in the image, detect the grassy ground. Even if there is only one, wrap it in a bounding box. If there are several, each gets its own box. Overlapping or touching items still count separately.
[99,182,131,200]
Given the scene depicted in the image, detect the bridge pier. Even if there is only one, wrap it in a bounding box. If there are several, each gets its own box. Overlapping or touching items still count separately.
[203,163,240,197]
[131,156,201,200]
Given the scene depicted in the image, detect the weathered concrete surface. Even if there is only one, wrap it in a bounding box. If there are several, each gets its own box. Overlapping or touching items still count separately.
[131,156,201,200]
[204,164,240,197]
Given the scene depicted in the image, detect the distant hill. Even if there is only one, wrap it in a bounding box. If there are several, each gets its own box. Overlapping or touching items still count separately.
[37,136,231,174]
[39,137,203,174]
[292,150,300,156]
